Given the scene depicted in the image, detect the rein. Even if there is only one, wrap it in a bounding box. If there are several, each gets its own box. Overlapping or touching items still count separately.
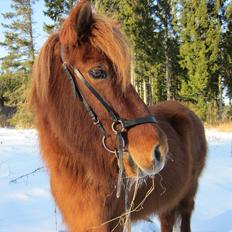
[61,46,157,198]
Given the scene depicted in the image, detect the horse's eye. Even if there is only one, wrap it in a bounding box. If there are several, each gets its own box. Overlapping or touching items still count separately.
[88,68,107,80]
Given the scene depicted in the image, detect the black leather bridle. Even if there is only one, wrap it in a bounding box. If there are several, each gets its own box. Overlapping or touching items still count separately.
[61,46,157,197]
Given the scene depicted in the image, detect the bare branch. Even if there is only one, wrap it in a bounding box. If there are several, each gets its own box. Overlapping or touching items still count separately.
[9,166,45,183]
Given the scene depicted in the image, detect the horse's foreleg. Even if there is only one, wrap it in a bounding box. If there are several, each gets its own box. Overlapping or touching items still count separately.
[178,198,195,232]
[178,182,197,232]
[180,211,192,232]
[50,174,110,232]
[159,210,176,232]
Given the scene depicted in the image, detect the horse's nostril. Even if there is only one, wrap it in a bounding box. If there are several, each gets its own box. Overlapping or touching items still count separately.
[154,145,161,162]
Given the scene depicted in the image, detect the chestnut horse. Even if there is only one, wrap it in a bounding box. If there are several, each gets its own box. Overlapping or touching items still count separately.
[29,1,207,232]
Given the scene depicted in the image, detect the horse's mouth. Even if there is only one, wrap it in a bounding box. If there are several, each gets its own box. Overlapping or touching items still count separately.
[123,152,165,179]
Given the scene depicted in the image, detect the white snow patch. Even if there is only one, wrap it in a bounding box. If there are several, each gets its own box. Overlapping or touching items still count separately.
[7,188,50,201]
[29,187,50,198]
[8,192,29,201]
[0,128,232,232]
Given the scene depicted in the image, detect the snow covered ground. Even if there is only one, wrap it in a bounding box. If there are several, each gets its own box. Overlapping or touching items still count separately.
[0,128,232,232]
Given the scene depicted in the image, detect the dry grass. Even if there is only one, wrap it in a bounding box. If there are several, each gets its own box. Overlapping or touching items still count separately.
[205,121,232,132]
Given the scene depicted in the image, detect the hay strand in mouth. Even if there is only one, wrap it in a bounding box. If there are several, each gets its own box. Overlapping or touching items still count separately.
[123,167,140,232]
[157,173,166,196]
[100,172,155,231]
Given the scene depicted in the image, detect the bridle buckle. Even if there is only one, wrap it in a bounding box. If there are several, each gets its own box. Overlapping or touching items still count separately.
[93,119,100,125]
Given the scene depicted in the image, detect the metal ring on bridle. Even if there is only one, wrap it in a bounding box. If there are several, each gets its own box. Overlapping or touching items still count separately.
[102,136,116,154]
[112,120,126,134]
[102,135,126,154]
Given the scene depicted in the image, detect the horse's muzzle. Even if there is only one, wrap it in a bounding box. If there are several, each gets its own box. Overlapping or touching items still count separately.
[124,144,167,178]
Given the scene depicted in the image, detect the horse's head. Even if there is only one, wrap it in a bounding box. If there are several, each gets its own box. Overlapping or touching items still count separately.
[31,0,168,179]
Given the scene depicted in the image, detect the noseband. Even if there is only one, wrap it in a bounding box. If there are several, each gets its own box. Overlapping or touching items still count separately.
[61,46,157,197]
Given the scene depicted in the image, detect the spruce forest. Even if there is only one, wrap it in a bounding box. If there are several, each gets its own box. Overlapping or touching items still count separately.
[0,0,232,127]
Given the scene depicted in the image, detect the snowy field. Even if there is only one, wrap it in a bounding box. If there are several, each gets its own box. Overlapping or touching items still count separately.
[0,128,232,232]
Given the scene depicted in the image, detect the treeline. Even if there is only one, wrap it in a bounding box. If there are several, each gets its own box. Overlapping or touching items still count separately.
[0,0,232,127]
[0,0,36,127]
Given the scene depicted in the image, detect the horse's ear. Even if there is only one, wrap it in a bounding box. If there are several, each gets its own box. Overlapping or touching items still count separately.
[75,1,93,41]
[60,0,93,46]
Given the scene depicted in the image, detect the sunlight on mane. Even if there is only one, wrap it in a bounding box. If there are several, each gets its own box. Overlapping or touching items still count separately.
[90,14,132,89]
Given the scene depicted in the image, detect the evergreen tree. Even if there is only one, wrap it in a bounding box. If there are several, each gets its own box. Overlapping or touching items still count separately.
[222,1,232,104]
[179,0,221,120]
[0,0,37,127]
[152,0,183,102]
[43,0,78,33]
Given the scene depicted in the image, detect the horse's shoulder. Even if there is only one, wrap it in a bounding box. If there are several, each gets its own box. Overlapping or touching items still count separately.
[150,100,191,124]
[150,101,207,160]
[150,100,203,140]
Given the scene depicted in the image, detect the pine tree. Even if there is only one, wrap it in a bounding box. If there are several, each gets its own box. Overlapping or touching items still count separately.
[43,0,78,33]
[152,0,183,102]
[179,0,221,120]
[0,0,37,127]
[222,1,232,104]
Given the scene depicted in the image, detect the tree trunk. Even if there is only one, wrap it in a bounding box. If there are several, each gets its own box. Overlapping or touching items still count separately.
[28,0,35,63]
[143,79,147,104]
[164,14,171,101]
[217,75,223,121]
[69,0,76,8]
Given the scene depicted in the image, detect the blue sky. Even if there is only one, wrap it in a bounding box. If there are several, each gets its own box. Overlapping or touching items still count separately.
[0,0,50,58]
